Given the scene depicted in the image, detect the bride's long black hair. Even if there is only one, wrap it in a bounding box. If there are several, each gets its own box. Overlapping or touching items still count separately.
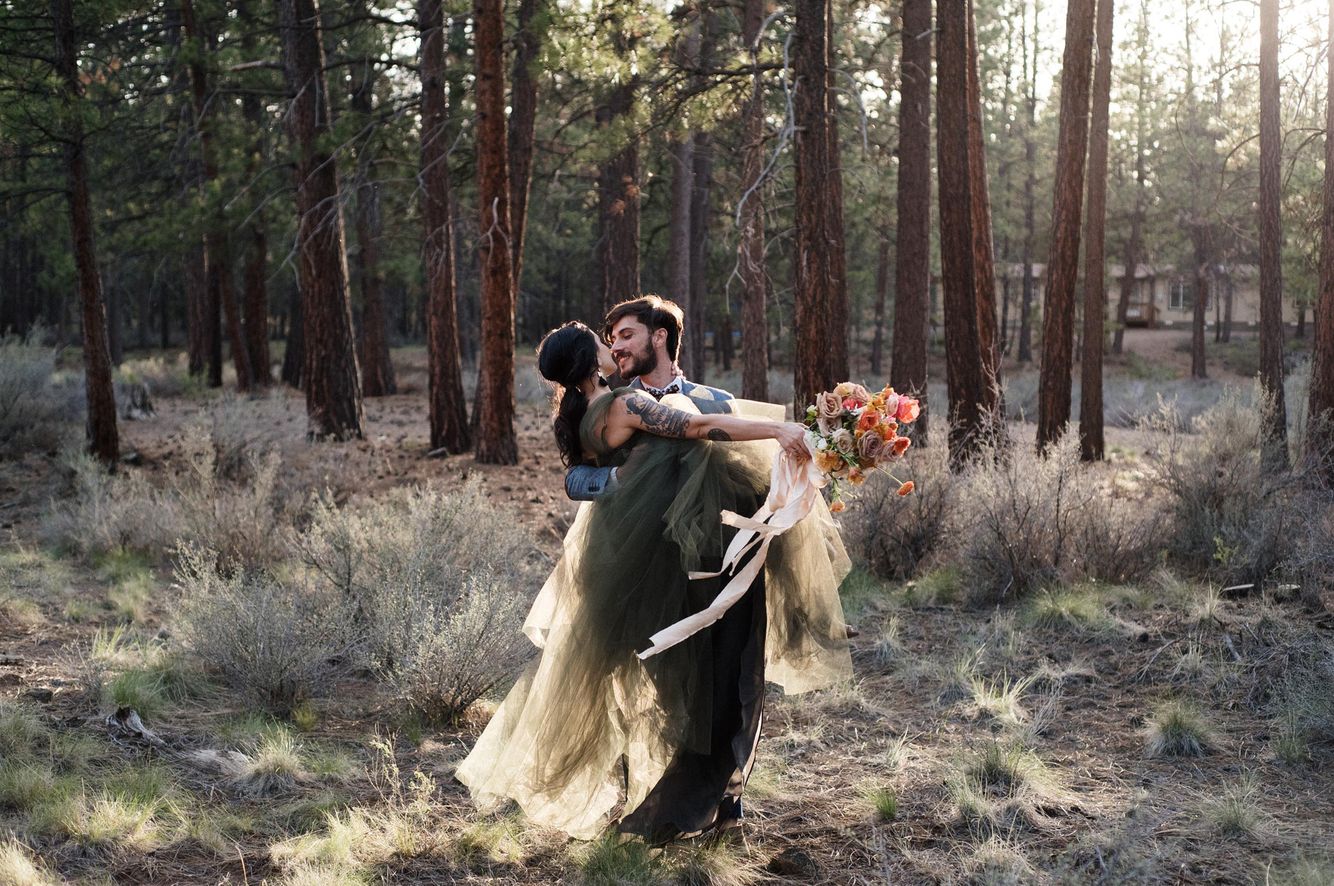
[537,322,605,466]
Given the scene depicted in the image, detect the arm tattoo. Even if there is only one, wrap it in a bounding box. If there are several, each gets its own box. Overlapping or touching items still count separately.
[706,428,733,441]
[624,395,692,438]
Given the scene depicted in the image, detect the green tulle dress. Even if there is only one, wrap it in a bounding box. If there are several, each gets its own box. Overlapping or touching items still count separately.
[455,389,852,841]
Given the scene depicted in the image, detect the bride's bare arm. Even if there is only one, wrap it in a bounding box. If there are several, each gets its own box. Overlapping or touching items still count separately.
[604,394,809,459]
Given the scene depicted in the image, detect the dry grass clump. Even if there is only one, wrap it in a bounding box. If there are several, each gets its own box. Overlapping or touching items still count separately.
[967,672,1036,730]
[173,545,355,713]
[962,836,1036,886]
[841,443,956,580]
[1267,854,1334,886]
[299,482,539,723]
[1270,637,1334,759]
[1199,772,1267,838]
[0,328,79,457]
[0,837,61,886]
[1144,699,1220,757]
[229,730,311,797]
[0,700,50,761]
[955,432,1159,603]
[947,743,1065,836]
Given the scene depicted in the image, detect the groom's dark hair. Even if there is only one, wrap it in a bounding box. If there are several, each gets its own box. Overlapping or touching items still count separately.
[602,295,685,363]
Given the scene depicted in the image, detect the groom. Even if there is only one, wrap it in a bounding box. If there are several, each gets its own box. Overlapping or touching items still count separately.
[565,294,733,501]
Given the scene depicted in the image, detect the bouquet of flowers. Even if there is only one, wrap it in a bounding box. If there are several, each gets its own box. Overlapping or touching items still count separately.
[802,382,920,512]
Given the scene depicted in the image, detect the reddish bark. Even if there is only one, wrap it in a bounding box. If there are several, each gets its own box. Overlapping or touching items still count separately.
[419,0,470,453]
[1036,0,1095,451]
[892,0,931,439]
[280,0,364,440]
[793,0,836,415]
[1310,0,1334,471]
[1079,0,1114,462]
[937,0,993,467]
[597,61,641,312]
[965,0,1002,413]
[508,0,543,290]
[738,0,768,401]
[473,0,518,465]
[1259,0,1288,463]
[825,6,849,381]
[53,0,118,466]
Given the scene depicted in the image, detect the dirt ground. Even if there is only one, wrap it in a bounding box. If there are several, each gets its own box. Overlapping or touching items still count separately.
[2,337,1332,884]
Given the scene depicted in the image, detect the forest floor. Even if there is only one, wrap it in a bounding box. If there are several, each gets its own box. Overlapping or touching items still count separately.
[2,331,1332,885]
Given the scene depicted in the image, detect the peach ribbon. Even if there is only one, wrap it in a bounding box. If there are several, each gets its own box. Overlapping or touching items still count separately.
[637,438,828,660]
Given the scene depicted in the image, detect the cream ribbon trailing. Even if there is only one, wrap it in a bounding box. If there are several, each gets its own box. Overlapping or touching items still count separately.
[637,437,828,660]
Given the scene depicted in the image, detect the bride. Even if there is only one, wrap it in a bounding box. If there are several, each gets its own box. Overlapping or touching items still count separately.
[456,321,852,843]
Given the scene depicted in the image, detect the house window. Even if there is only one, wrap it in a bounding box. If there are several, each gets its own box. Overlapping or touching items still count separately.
[1169,280,1187,310]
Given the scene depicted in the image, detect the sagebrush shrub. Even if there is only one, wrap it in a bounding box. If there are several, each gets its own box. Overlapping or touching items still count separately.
[41,423,290,569]
[842,442,955,580]
[41,452,175,560]
[955,432,1159,603]
[298,481,541,718]
[386,567,533,724]
[1145,386,1316,586]
[0,328,78,457]
[173,545,354,713]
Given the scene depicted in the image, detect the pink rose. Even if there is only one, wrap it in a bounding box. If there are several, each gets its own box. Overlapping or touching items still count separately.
[831,428,856,455]
[816,391,844,423]
[896,397,920,423]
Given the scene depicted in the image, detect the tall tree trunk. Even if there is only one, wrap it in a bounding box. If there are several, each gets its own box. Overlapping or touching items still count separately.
[281,285,303,388]
[420,0,470,453]
[185,240,207,375]
[239,0,271,386]
[965,0,1002,412]
[349,45,396,397]
[688,129,712,381]
[1036,0,1095,451]
[1113,0,1147,357]
[508,0,543,292]
[1017,0,1039,364]
[354,178,396,395]
[52,0,118,466]
[1079,0,1113,461]
[667,132,694,339]
[1222,272,1233,341]
[870,234,890,375]
[739,0,768,401]
[1258,0,1288,463]
[937,0,994,467]
[1190,229,1209,378]
[793,0,837,415]
[474,0,518,464]
[181,0,251,392]
[1310,0,1334,474]
[825,7,850,381]
[597,20,640,314]
[280,0,364,440]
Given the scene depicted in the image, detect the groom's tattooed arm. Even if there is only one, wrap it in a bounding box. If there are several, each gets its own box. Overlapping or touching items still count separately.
[623,395,692,438]
[706,428,733,441]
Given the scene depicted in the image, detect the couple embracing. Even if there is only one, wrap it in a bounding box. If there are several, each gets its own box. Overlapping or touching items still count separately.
[456,295,853,845]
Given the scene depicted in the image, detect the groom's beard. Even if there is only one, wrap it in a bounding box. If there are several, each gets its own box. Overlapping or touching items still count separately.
[617,347,658,381]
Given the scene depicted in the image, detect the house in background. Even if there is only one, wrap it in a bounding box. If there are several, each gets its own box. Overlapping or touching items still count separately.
[985,263,1301,330]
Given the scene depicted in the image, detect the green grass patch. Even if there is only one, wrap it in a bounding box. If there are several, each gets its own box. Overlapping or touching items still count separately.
[1145,699,1219,757]
[838,566,892,621]
[865,785,898,821]
[574,834,668,885]
[901,565,963,607]
[103,658,211,721]
[0,701,50,759]
[0,761,57,811]
[1200,772,1265,837]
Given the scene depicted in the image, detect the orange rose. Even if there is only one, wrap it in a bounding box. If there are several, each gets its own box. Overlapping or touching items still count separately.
[857,410,880,432]
[896,398,921,423]
[830,500,846,513]
[891,436,911,457]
